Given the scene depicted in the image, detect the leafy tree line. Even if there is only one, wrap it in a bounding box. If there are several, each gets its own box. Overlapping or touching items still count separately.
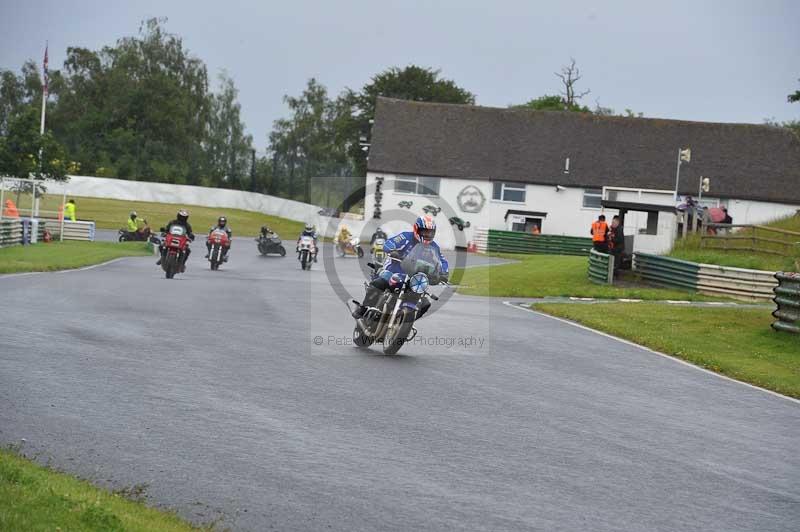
[2,18,798,209]
[0,18,252,189]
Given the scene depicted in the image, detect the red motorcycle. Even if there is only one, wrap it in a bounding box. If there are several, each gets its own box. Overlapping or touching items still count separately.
[160,225,192,279]
[207,228,230,271]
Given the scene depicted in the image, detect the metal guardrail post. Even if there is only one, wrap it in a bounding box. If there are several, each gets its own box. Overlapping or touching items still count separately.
[588,249,614,284]
[772,272,800,334]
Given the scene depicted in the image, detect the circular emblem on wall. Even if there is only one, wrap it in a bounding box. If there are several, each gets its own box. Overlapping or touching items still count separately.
[457,185,485,213]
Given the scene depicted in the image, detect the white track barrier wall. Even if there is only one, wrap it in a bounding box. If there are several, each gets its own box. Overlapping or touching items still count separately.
[44,176,462,246]
[46,175,351,237]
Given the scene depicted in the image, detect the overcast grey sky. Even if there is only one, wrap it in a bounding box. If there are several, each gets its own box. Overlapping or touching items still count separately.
[1,0,798,150]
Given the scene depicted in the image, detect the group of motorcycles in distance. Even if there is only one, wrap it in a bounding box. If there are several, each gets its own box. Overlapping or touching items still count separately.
[117,218,382,277]
[119,216,446,355]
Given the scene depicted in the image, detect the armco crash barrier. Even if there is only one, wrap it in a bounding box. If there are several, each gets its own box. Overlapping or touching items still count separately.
[588,250,614,284]
[634,252,778,301]
[483,229,592,256]
[44,220,95,241]
[772,272,800,334]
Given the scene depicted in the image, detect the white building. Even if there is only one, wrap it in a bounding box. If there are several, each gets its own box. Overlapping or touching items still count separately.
[363,98,800,252]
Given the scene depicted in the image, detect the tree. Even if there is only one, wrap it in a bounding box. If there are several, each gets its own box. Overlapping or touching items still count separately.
[342,65,476,178]
[0,106,69,181]
[555,58,590,109]
[46,18,212,183]
[268,78,354,202]
[517,94,589,112]
[205,73,253,189]
[789,79,800,103]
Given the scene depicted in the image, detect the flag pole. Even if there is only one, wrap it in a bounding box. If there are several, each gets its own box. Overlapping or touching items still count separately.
[40,42,48,136]
[35,42,48,218]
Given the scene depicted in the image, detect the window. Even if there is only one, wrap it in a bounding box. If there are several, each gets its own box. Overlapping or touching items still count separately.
[492,182,526,203]
[582,188,603,209]
[393,176,440,196]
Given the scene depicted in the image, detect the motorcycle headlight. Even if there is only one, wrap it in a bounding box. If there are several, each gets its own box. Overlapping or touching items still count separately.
[409,272,429,294]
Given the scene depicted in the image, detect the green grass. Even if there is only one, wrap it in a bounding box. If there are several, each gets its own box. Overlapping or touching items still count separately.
[15,194,306,237]
[668,213,800,272]
[533,302,800,398]
[0,241,150,273]
[0,449,201,531]
[453,254,716,300]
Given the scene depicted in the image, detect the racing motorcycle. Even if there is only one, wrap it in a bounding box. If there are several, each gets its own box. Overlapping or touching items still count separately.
[371,237,386,263]
[118,219,151,242]
[297,235,316,270]
[350,244,446,355]
[256,232,286,256]
[336,235,364,258]
[207,228,230,271]
[160,225,192,279]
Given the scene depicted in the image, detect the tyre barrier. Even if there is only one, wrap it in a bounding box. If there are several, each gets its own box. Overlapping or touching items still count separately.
[772,272,800,334]
[633,252,778,301]
[588,250,614,284]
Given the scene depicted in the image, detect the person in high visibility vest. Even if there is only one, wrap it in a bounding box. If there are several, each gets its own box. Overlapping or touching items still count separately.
[63,199,76,222]
[590,214,609,253]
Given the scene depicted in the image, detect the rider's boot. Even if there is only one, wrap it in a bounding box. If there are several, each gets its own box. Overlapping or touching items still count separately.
[352,286,382,319]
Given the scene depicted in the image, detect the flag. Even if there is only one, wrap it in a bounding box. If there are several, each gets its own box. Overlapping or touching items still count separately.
[42,44,49,95]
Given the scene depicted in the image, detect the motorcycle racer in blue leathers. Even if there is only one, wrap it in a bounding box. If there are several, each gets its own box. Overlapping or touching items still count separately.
[352,214,449,320]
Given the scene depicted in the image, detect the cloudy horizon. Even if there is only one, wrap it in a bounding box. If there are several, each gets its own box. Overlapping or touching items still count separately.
[1,0,798,151]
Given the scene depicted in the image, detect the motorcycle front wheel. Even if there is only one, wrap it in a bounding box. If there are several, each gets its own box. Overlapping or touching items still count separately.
[164,255,176,279]
[356,246,364,258]
[383,309,415,355]
[353,325,373,349]
[278,245,286,257]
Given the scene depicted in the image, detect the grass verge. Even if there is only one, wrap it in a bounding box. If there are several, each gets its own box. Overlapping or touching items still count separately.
[669,234,798,272]
[668,213,800,272]
[0,448,200,531]
[453,254,717,300]
[0,241,150,274]
[533,302,800,398]
[17,194,307,237]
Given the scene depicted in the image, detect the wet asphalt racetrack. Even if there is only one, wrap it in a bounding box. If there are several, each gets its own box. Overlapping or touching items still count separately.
[1,241,798,531]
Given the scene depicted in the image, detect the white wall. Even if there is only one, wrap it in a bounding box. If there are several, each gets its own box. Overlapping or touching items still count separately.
[44,175,368,237]
[366,172,617,250]
[721,198,799,226]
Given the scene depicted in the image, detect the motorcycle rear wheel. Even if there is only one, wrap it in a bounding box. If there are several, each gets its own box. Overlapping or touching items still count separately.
[357,247,364,258]
[383,309,415,355]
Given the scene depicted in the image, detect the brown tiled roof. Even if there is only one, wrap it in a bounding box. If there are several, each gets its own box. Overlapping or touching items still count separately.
[367,97,800,204]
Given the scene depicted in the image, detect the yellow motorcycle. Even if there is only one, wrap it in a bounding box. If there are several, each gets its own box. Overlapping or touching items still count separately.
[372,237,387,263]
[336,235,364,258]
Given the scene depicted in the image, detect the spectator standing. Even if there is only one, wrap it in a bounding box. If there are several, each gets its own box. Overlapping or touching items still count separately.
[608,215,625,275]
[722,207,732,225]
[63,199,76,221]
[591,214,609,253]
